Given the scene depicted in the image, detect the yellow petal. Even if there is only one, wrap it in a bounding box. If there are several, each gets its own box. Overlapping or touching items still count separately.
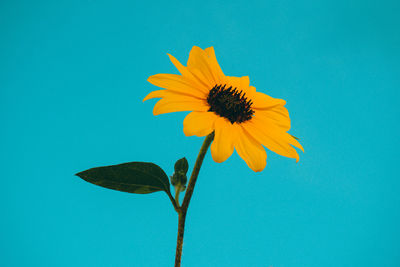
[167,53,210,93]
[188,67,214,89]
[147,74,207,98]
[187,46,216,86]
[243,117,303,161]
[285,132,304,152]
[143,89,203,102]
[167,53,188,76]
[225,76,250,91]
[235,125,267,172]
[204,47,226,85]
[247,85,257,95]
[210,117,237,163]
[153,97,209,115]
[183,111,217,137]
[251,91,286,109]
[143,90,166,101]
[253,116,303,152]
[255,106,291,131]
[245,122,299,161]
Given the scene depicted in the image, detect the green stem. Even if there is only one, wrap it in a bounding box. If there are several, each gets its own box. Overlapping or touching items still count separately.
[174,187,182,207]
[174,132,214,267]
[166,189,179,212]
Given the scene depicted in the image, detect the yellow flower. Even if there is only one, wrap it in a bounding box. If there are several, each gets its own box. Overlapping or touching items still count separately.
[144,46,303,172]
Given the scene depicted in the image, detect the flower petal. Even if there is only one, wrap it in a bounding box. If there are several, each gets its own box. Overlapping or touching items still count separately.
[187,46,216,86]
[189,68,214,89]
[253,116,303,152]
[235,125,267,172]
[204,47,226,85]
[255,106,291,131]
[183,111,217,137]
[143,90,166,101]
[243,117,303,161]
[167,53,188,76]
[153,97,209,115]
[167,53,210,93]
[251,91,286,109]
[225,76,250,91]
[147,74,207,98]
[247,85,257,95]
[143,89,202,102]
[210,117,237,163]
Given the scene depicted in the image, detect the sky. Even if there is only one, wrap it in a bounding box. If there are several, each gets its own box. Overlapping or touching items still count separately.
[1,0,399,266]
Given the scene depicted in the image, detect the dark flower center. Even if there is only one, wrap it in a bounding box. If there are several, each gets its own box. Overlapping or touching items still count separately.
[207,84,254,124]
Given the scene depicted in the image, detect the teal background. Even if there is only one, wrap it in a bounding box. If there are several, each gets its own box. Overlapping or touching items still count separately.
[1,0,399,266]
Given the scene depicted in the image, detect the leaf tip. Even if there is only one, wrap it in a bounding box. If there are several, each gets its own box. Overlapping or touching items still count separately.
[75,170,87,179]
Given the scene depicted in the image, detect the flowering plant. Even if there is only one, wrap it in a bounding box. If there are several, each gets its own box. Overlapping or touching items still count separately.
[76,46,303,266]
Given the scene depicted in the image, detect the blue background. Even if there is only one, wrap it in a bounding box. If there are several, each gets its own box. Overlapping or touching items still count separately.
[1,0,399,266]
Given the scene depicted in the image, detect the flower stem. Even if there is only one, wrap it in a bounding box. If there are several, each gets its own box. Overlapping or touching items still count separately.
[174,132,214,267]
[174,187,182,207]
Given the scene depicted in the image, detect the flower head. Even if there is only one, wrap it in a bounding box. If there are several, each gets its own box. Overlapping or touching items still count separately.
[144,46,303,172]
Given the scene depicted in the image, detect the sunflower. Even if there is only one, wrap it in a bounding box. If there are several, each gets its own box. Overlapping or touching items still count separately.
[144,46,303,172]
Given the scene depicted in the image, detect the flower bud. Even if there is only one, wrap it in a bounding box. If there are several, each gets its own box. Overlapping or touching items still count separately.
[174,157,189,174]
[171,158,189,192]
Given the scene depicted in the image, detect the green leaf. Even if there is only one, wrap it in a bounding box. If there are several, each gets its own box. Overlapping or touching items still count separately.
[76,162,171,194]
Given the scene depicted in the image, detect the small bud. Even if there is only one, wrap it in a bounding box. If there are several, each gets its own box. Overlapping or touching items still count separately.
[171,171,187,187]
[171,158,189,192]
[174,157,189,174]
